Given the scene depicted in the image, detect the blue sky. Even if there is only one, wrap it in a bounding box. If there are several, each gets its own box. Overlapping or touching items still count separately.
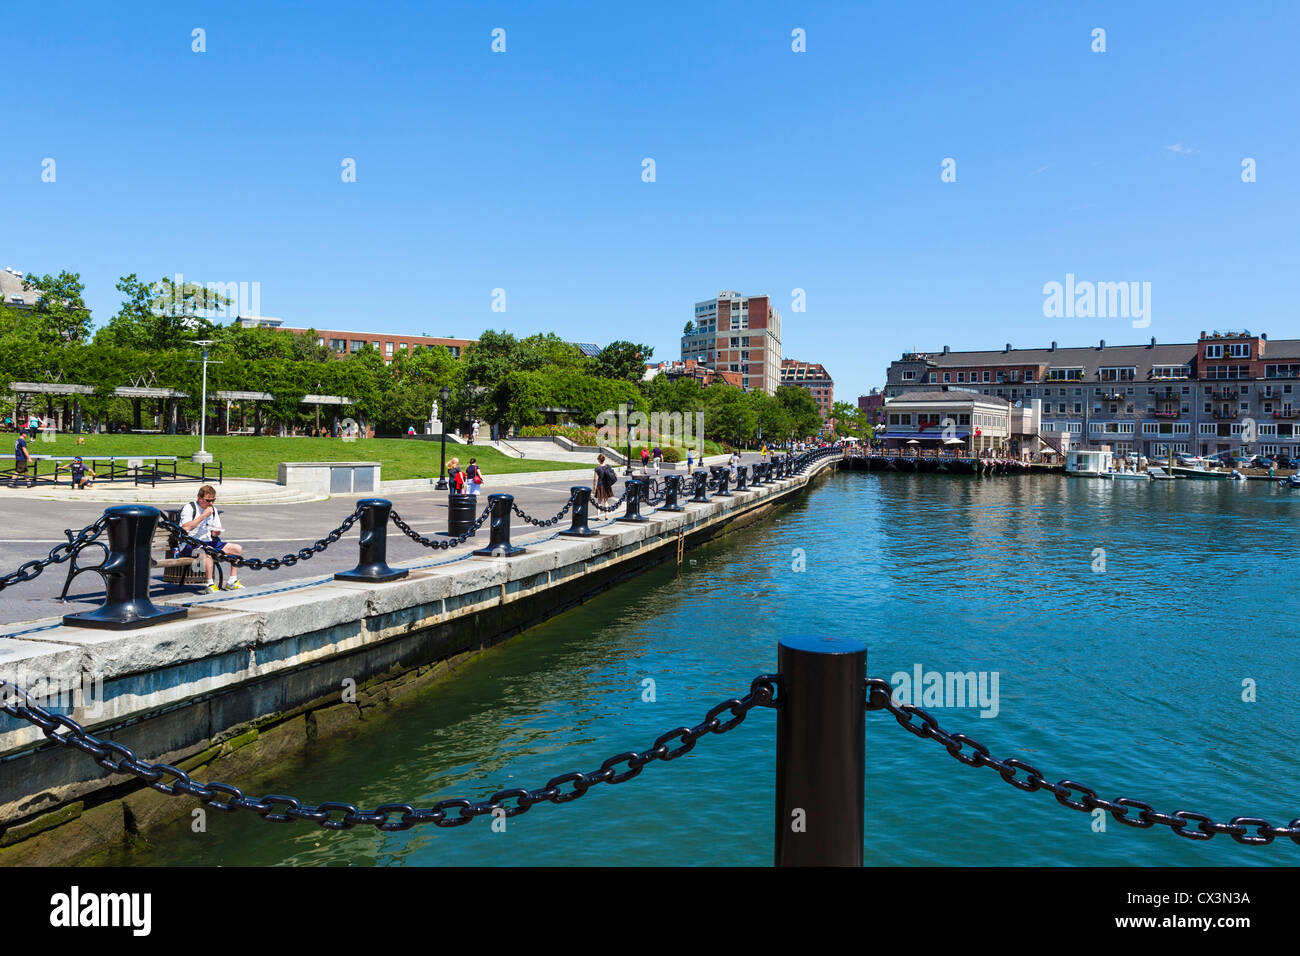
[5,1,1298,399]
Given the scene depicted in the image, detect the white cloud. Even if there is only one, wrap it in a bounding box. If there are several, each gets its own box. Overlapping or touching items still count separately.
[1165,143,1199,155]
[1029,164,1050,176]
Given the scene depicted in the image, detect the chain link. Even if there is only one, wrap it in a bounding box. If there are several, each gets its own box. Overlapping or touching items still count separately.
[0,674,777,832]
[863,676,1300,845]
[510,492,576,528]
[389,501,494,550]
[0,516,110,592]
[591,491,627,513]
[160,507,364,572]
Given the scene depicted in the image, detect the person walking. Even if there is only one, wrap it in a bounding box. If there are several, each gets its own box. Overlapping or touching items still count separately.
[12,431,32,486]
[178,486,245,591]
[593,453,616,506]
[640,447,650,474]
[652,445,662,474]
[446,456,466,494]
[465,457,484,495]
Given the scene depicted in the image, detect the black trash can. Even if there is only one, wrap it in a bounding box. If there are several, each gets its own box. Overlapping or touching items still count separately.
[448,493,478,537]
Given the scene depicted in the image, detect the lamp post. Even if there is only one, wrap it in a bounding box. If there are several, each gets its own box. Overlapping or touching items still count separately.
[187,340,220,463]
[435,385,450,490]
[626,424,634,476]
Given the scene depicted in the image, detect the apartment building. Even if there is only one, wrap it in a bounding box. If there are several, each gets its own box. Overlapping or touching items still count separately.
[780,359,834,419]
[0,267,38,310]
[278,326,476,364]
[884,331,1300,458]
[681,290,782,394]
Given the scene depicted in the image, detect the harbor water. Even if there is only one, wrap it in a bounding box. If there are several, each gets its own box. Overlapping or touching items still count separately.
[109,471,1300,866]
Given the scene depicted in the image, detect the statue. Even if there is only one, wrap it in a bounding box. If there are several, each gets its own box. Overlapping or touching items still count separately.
[431,400,439,422]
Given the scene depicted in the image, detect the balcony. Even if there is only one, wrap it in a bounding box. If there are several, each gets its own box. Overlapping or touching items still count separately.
[1210,389,1238,401]
[1098,391,1125,402]
[1153,410,1180,419]
[1212,409,1240,421]
[1273,410,1300,421]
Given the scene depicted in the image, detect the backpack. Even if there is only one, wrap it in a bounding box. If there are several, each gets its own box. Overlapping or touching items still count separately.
[597,464,617,491]
[452,469,465,492]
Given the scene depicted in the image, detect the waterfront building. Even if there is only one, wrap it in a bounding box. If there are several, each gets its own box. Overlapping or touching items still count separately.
[780,359,834,419]
[681,290,782,394]
[277,326,476,364]
[643,358,742,388]
[879,389,1015,456]
[884,331,1300,458]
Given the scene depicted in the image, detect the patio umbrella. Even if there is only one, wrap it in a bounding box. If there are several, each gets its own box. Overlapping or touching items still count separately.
[943,438,964,445]
[906,439,920,445]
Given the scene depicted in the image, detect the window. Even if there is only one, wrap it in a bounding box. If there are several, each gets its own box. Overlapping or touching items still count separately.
[1047,368,1083,381]
[1025,370,1035,382]
[902,371,916,381]
[1228,342,1251,358]
[349,340,364,352]
[1205,344,1224,358]
[929,373,937,383]
[1152,365,1192,378]
[1099,367,1136,381]
[316,337,325,347]
[957,372,966,383]
[330,339,346,352]
[943,373,951,383]
[982,371,991,383]
[385,342,394,355]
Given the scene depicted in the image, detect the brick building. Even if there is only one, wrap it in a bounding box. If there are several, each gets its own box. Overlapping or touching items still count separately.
[884,330,1300,458]
[681,291,783,394]
[780,359,834,419]
[277,326,476,365]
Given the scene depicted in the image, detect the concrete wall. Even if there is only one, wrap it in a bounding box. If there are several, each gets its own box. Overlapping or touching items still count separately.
[0,453,843,859]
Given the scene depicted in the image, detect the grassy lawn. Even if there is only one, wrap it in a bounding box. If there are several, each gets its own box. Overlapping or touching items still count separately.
[21,435,580,480]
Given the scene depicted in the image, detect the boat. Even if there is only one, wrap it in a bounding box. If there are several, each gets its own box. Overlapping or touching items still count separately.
[1278,474,1300,489]
[1170,463,1231,481]
[1147,467,1180,480]
[1110,470,1151,481]
[1065,449,1114,478]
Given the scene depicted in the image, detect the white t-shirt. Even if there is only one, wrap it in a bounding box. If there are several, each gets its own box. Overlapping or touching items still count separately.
[180,500,220,541]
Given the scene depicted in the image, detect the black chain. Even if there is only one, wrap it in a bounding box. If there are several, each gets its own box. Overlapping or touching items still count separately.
[160,507,365,572]
[0,516,109,592]
[592,491,627,513]
[389,501,494,549]
[864,677,1300,845]
[0,674,777,831]
[510,493,575,528]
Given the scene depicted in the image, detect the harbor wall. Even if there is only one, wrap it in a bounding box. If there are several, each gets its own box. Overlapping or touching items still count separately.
[0,455,843,863]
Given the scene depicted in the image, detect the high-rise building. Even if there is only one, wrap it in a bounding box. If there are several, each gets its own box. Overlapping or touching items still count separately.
[780,359,835,419]
[681,291,782,394]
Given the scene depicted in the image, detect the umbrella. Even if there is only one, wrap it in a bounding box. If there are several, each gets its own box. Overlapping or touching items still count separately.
[943,438,965,445]
[906,439,920,445]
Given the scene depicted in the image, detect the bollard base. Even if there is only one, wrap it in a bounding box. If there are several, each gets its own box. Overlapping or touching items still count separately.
[658,504,685,512]
[335,566,410,583]
[473,543,526,557]
[63,603,188,631]
[558,527,600,537]
[616,514,649,523]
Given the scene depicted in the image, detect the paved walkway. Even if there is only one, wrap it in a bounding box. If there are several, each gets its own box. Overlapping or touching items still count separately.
[0,454,770,630]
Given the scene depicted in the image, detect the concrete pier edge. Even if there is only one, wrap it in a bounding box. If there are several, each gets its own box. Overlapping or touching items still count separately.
[0,454,843,864]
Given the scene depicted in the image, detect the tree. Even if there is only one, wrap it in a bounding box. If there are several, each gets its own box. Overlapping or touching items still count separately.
[774,385,822,440]
[592,340,653,382]
[96,274,231,351]
[683,321,694,335]
[22,271,91,344]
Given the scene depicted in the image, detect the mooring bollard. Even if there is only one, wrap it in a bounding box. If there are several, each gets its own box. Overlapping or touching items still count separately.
[713,466,732,497]
[660,474,685,512]
[691,469,710,502]
[735,465,749,491]
[775,635,866,867]
[473,493,525,557]
[619,478,648,522]
[559,486,598,537]
[336,498,408,583]
[63,506,188,630]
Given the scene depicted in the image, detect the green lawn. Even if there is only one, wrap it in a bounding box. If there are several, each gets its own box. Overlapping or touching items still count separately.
[23,435,580,480]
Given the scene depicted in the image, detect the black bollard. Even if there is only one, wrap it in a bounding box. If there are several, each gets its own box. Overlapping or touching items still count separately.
[336,499,408,583]
[775,635,866,867]
[660,474,685,512]
[735,464,749,491]
[559,486,598,537]
[473,493,525,557]
[690,469,710,503]
[714,466,732,497]
[63,506,188,630]
[619,478,648,522]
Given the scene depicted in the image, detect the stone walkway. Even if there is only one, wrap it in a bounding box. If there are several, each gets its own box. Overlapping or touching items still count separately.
[0,454,769,629]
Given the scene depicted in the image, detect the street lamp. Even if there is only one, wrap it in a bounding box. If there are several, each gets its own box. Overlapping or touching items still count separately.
[187,340,220,463]
[435,385,450,489]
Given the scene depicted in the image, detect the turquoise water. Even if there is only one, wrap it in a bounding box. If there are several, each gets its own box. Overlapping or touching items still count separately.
[112,472,1300,866]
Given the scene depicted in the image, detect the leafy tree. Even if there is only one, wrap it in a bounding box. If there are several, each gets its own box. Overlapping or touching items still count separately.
[683,321,694,335]
[21,271,91,344]
[592,340,653,382]
[774,385,822,440]
[96,274,231,351]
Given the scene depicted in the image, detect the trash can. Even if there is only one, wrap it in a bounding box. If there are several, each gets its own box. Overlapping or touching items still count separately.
[448,493,478,537]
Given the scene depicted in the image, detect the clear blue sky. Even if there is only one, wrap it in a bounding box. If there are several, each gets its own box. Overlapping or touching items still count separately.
[5,1,1297,400]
